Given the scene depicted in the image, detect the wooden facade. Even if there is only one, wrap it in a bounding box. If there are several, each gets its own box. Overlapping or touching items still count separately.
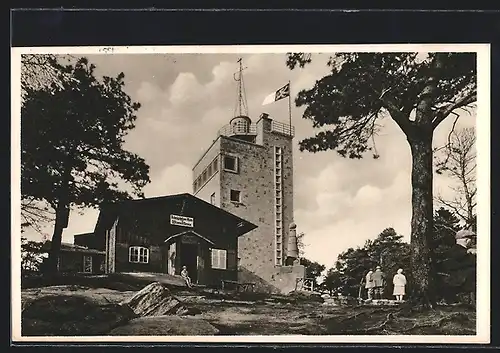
[88,193,256,287]
[39,242,105,275]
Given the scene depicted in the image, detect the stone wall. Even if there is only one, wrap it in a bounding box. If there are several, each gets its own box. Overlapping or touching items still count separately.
[268,264,306,294]
[219,136,275,282]
[238,264,306,294]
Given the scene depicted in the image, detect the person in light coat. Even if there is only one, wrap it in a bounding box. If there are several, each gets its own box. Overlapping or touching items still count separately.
[181,265,193,288]
[392,268,407,302]
[365,270,375,300]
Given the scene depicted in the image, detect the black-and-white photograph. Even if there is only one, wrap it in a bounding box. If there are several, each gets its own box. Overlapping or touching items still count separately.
[11,45,490,343]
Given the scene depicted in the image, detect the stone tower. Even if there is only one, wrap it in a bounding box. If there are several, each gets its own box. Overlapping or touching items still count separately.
[191,60,304,293]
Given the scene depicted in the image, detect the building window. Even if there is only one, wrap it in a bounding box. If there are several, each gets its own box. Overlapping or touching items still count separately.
[83,255,93,273]
[211,248,227,270]
[223,155,238,173]
[212,157,219,172]
[230,189,241,203]
[210,192,216,205]
[129,246,149,264]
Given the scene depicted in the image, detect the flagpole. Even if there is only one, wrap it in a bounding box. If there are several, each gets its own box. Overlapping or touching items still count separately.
[288,80,292,131]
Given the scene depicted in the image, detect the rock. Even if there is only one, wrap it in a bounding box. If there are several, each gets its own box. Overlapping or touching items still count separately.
[108,315,219,336]
[322,298,338,306]
[22,295,135,336]
[121,282,193,316]
[287,290,324,303]
[369,299,400,306]
[337,295,358,306]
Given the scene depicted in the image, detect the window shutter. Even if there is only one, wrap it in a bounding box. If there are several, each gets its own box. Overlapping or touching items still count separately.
[220,250,227,270]
[210,248,216,268]
[227,249,237,270]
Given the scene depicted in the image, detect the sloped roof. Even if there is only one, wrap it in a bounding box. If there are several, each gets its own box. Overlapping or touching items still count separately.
[38,242,105,255]
[94,193,257,239]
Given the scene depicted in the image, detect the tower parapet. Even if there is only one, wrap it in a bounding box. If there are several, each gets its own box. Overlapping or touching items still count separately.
[217,115,257,143]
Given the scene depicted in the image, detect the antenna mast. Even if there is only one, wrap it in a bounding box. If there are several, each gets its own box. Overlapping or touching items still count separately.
[233,58,249,117]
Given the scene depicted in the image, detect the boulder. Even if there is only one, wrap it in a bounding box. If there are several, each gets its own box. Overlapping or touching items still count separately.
[286,290,324,303]
[22,295,135,336]
[121,282,192,316]
[108,315,219,336]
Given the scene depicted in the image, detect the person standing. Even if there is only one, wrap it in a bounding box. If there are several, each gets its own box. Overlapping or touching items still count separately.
[371,266,386,299]
[365,269,375,300]
[392,268,407,302]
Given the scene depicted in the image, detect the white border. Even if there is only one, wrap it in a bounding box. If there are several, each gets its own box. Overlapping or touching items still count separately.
[11,44,490,344]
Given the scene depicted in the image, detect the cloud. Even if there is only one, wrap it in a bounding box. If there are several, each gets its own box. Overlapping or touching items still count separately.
[296,165,412,269]
[136,81,167,103]
[353,185,384,206]
[169,72,205,107]
[144,163,193,198]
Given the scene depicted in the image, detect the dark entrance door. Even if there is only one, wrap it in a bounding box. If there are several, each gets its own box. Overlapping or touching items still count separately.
[180,242,198,283]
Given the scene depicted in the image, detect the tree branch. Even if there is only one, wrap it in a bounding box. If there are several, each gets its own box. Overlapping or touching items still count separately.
[436,196,468,224]
[432,91,477,130]
[435,223,459,233]
[373,87,412,135]
[435,113,461,170]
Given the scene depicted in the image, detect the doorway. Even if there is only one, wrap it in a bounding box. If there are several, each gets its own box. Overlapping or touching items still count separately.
[180,242,198,283]
[166,242,176,276]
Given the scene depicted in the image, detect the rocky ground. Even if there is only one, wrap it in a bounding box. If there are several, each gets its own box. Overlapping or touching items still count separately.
[20,274,477,337]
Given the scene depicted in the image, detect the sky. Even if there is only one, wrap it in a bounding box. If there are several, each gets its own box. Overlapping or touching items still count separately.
[20,52,477,270]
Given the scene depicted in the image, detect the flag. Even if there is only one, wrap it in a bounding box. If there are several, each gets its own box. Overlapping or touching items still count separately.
[262,83,290,105]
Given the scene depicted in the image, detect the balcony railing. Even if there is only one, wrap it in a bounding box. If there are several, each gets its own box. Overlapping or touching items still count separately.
[217,123,257,137]
[217,120,295,138]
[271,120,295,137]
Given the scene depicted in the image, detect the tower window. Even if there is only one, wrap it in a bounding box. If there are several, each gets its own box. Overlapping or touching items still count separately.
[210,192,216,205]
[223,155,238,173]
[230,189,241,203]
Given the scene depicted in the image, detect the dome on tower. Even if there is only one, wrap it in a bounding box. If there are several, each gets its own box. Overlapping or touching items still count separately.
[230,115,252,135]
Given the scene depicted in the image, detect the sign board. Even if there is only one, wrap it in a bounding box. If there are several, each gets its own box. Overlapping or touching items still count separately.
[170,214,194,228]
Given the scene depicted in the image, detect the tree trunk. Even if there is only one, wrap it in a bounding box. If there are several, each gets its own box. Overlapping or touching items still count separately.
[46,202,69,274]
[408,132,436,308]
[46,169,71,275]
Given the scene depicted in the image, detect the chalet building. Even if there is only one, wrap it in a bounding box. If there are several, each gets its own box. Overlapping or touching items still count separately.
[38,242,105,274]
[77,193,256,287]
